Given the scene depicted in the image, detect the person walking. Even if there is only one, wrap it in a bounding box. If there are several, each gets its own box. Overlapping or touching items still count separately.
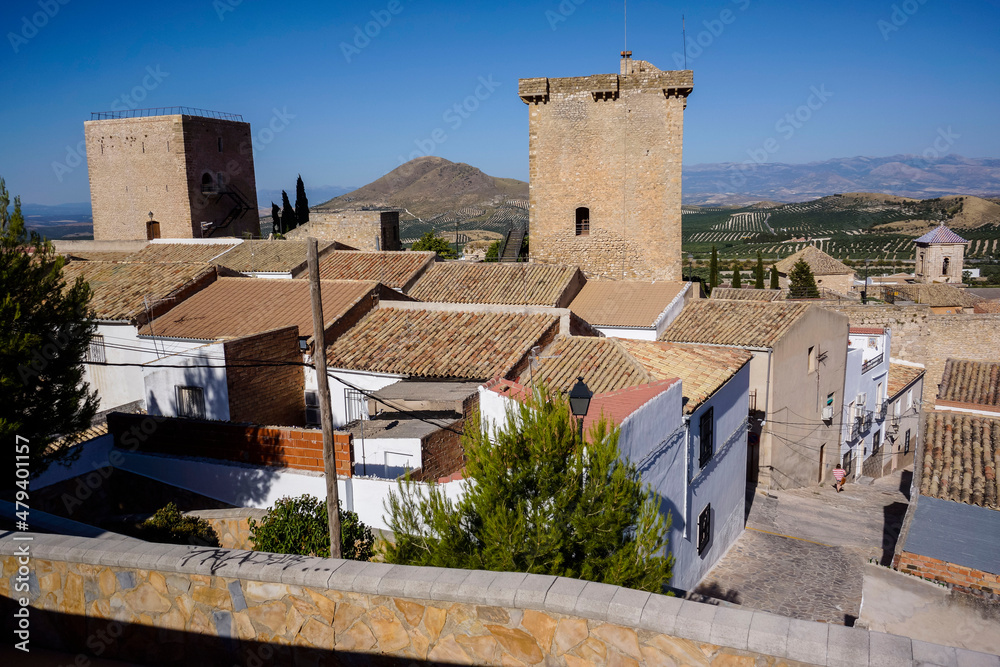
[832,463,846,492]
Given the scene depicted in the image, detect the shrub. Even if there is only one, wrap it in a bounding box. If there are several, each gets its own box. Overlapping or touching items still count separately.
[248,495,375,561]
[136,503,220,547]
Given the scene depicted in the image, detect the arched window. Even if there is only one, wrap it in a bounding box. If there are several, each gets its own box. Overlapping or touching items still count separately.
[201,173,215,195]
[575,207,590,236]
[942,257,950,276]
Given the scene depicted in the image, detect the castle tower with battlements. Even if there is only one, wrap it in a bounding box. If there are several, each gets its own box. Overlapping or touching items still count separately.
[85,108,260,241]
[519,54,692,280]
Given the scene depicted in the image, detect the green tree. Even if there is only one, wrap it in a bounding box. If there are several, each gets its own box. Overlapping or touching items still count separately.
[135,503,220,547]
[294,174,310,225]
[1,178,98,475]
[709,245,719,292]
[411,231,457,259]
[384,385,673,593]
[249,495,375,561]
[754,252,765,289]
[788,258,820,298]
[484,240,500,262]
[731,260,742,288]
[280,190,297,232]
[770,264,780,290]
[270,201,282,235]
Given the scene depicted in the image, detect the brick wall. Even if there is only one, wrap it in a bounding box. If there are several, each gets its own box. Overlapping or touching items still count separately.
[895,551,1000,598]
[411,419,465,483]
[223,326,304,426]
[107,412,352,476]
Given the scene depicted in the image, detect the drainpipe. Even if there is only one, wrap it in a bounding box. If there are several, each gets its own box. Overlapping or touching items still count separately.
[682,414,690,539]
[762,349,773,492]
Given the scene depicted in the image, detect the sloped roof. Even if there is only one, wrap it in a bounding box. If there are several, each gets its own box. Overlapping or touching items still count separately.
[920,410,999,509]
[212,240,335,273]
[62,251,134,262]
[887,363,924,398]
[60,261,217,323]
[568,281,687,327]
[775,245,854,276]
[915,224,968,244]
[974,300,1000,314]
[660,300,812,348]
[138,277,378,340]
[709,288,782,302]
[125,242,239,263]
[406,262,582,306]
[308,250,435,289]
[938,359,1000,410]
[327,307,560,380]
[521,335,750,414]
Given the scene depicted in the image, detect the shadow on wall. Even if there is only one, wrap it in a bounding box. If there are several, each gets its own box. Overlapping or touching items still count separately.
[0,598,460,666]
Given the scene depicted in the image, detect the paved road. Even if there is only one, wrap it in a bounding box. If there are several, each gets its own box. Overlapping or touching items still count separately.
[692,468,912,625]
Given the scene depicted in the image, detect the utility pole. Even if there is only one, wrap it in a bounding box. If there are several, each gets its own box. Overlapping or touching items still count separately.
[307,237,342,558]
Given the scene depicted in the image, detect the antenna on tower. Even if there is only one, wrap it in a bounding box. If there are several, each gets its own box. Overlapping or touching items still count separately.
[682,15,687,69]
[624,0,627,53]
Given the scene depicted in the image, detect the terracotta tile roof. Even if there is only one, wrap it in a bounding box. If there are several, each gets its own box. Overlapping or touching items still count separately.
[920,410,999,509]
[583,380,681,431]
[873,283,984,308]
[125,242,239,263]
[709,288,782,302]
[212,240,335,273]
[62,251,134,262]
[660,300,812,348]
[888,363,924,398]
[521,335,750,414]
[44,422,111,456]
[138,277,378,340]
[307,250,435,290]
[915,224,968,244]
[568,281,687,327]
[938,359,1000,410]
[327,307,559,380]
[60,261,217,323]
[974,301,1000,314]
[406,262,583,306]
[775,245,854,276]
[850,327,885,335]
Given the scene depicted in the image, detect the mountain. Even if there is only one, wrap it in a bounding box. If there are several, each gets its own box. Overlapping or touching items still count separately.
[21,202,93,217]
[316,156,528,220]
[682,155,1000,206]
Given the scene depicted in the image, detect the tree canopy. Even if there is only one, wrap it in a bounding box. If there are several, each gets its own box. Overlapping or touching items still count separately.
[384,385,673,593]
[1,178,98,475]
[411,231,457,259]
[788,258,821,298]
[754,252,765,289]
[731,260,742,288]
[280,190,297,232]
[709,246,719,293]
[770,264,780,290]
[294,175,309,225]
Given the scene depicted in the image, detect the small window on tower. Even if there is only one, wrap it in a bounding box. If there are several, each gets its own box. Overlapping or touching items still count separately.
[218,137,223,153]
[942,257,950,276]
[575,207,590,236]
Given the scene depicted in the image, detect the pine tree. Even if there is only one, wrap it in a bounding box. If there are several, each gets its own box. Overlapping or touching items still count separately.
[1,177,98,477]
[731,260,742,288]
[294,175,309,225]
[280,190,297,232]
[770,264,780,290]
[788,258,820,298]
[384,385,673,593]
[709,245,719,292]
[270,202,282,235]
[754,251,765,289]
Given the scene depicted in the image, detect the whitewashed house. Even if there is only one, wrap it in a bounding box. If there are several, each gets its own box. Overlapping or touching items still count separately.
[841,327,892,480]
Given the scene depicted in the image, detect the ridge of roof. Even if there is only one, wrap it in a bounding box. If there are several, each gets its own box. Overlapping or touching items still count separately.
[915,224,968,245]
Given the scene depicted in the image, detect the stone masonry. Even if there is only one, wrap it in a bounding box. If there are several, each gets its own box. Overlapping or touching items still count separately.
[289,210,401,251]
[4,532,987,666]
[520,56,692,281]
[85,113,260,240]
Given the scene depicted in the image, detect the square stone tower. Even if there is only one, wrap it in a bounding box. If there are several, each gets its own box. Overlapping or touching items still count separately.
[914,224,968,283]
[85,108,260,240]
[519,54,693,280]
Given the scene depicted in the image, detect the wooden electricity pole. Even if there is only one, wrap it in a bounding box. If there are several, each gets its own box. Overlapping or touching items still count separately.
[307,237,342,558]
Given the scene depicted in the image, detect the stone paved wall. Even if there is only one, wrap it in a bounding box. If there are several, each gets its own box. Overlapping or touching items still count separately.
[2,533,988,666]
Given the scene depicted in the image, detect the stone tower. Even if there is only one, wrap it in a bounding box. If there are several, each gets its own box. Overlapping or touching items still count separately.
[518,54,693,280]
[85,108,260,240]
[914,223,968,284]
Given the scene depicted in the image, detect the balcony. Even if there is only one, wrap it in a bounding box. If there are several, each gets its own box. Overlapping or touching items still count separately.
[861,352,884,374]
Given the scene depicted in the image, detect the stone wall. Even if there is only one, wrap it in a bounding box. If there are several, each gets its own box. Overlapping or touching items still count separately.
[185,508,267,550]
[3,532,979,666]
[106,413,353,476]
[223,327,305,426]
[290,211,401,251]
[520,61,692,281]
[915,242,965,284]
[895,550,1000,599]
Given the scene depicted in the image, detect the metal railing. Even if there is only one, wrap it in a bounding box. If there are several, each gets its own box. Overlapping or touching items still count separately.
[861,352,884,374]
[91,107,244,121]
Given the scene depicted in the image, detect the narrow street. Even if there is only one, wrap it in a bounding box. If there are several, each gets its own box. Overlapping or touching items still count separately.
[692,467,911,625]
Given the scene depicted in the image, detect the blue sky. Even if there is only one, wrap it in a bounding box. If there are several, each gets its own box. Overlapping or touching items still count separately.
[1,0,997,204]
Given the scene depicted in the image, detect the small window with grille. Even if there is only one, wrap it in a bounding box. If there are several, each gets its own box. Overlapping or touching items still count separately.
[697,504,712,555]
[345,388,367,423]
[175,386,205,419]
[85,334,106,364]
[305,390,320,426]
[699,407,714,468]
[575,207,590,236]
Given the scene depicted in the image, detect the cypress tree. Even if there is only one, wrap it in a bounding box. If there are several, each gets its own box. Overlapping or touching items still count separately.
[731,260,742,288]
[754,251,765,289]
[270,202,282,235]
[280,190,297,232]
[789,258,820,298]
[709,246,719,292]
[294,175,309,225]
[770,264,780,290]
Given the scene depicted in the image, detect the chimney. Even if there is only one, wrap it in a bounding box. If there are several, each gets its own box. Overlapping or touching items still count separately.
[620,50,633,75]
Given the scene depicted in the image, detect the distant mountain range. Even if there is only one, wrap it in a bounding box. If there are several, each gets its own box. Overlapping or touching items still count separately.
[682,155,1000,206]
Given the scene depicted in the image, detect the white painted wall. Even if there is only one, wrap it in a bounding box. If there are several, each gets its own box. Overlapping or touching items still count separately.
[84,323,148,412]
[353,436,423,478]
[31,434,115,490]
[844,330,892,476]
[142,342,230,420]
[325,368,402,427]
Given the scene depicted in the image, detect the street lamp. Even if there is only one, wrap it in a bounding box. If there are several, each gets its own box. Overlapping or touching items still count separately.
[568,376,592,441]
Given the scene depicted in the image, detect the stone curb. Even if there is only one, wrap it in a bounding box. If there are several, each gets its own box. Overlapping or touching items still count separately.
[3,532,998,667]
